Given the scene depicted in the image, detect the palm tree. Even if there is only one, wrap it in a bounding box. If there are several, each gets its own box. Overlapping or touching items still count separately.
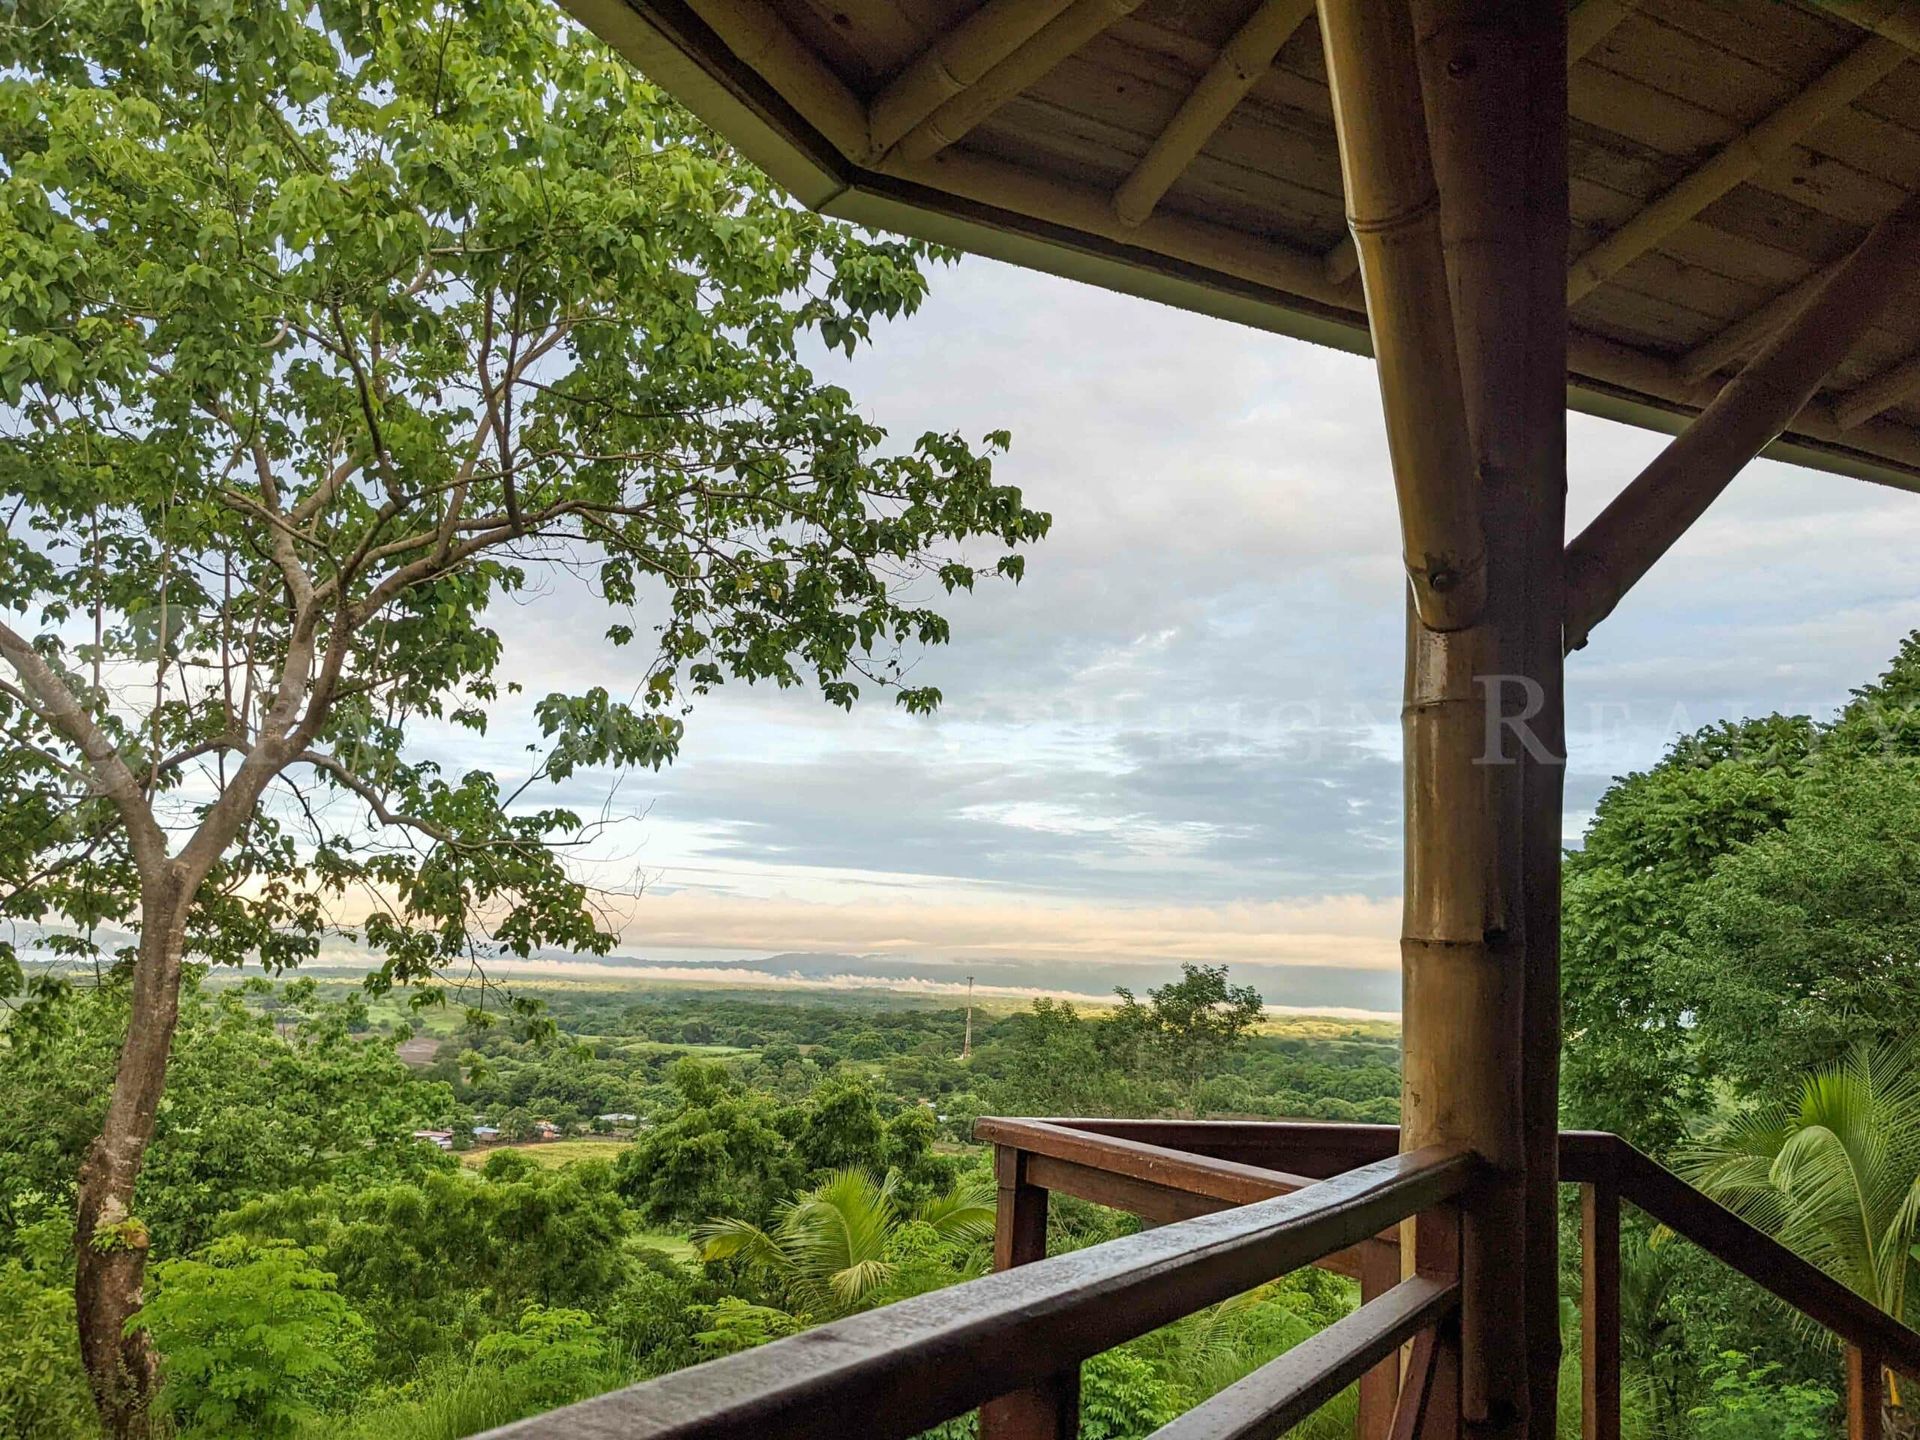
[1681,1043,1920,1435]
[694,1169,995,1318]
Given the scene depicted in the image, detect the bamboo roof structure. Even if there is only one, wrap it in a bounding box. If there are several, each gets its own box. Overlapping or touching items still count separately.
[563,0,1920,493]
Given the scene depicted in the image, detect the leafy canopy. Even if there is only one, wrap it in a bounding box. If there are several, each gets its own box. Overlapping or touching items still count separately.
[0,0,1045,994]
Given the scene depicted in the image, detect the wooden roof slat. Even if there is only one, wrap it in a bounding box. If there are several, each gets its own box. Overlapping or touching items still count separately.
[1836,350,1920,430]
[888,0,1145,163]
[1569,0,1632,65]
[868,0,1076,155]
[1567,36,1908,301]
[1112,0,1315,227]
[575,0,1920,488]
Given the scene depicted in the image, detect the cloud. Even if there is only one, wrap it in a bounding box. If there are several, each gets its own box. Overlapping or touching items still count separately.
[376,254,1920,1009]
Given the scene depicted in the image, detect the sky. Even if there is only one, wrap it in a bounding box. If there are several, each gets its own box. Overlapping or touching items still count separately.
[416,255,1920,1016]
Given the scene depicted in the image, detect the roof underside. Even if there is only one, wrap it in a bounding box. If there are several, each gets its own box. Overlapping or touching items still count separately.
[565,0,1920,491]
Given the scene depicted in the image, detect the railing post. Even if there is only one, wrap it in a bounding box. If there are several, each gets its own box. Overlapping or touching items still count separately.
[1848,1347,1885,1440]
[1408,1207,1461,1439]
[1581,1181,1621,1440]
[981,1145,1078,1440]
[1358,1239,1402,1439]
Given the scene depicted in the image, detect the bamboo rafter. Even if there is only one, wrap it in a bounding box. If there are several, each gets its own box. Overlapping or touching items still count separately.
[868,0,1077,158]
[682,0,869,159]
[1823,0,1920,54]
[1565,195,1920,650]
[1835,349,1920,431]
[1567,35,1907,303]
[1315,0,1485,631]
[887,0,1145,164]
[1110,0,1315,227]
[1677,263,1837,384]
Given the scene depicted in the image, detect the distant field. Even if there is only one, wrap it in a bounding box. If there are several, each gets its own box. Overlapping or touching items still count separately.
[460,1138,628,1170]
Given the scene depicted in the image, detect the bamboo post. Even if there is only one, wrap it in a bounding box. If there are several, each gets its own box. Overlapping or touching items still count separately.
[868,0,1077,157]
[1112,0,1315,226]
[888,0,1144,164]
[1316,0,1487,633]
[1406,0,1570,1434]
[1565,194,1920,650]
[1330,0,1600,294]
[1581,1183,1621,1440]
[1848,1347,1886,1440]
[1566,36,1906,303]
[982,1147,1077,1440]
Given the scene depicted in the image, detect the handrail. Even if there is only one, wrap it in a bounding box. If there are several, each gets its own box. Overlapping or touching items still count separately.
[975,1117,1399,1280]
[974,1117,1322,1201]
[1147,1275,1458,1440]
[1607,1139,1920,1381]
[477,1146,1472,1440]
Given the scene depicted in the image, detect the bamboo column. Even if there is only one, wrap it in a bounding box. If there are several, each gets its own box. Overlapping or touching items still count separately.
[1350,0,1565,1434]
[1321,0,1564,1434]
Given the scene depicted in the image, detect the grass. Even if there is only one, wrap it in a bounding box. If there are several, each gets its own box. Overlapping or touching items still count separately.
[630,1229,699,1263]
[459,1138,629,1170]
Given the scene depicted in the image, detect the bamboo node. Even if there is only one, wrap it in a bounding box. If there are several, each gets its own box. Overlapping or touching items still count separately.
[1346,192,1442,236]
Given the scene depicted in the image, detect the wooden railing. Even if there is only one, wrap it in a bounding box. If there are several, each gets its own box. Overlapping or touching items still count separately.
[479,1140,1472,1439]
[477,1120,1920,1440]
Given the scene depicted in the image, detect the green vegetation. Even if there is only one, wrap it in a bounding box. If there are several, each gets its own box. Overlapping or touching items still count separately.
[0,966,1389,1439]
[1559,633,1920,1439]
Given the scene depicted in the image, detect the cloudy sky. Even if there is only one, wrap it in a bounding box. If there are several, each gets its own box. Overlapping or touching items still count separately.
[432,255,1920,1015]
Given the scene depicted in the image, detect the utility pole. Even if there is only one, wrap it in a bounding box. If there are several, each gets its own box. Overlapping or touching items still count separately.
[961,975,973,1061]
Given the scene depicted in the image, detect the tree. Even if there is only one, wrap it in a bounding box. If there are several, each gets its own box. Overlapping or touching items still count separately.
[0,0,1042,1427]
[133,1237,368,1439]
[694,1168,994,1319]
[1684,1045,1920,1438]
[1562,633,1920,1152]
[1114,964,1266,1116]
[1683,760,1920,1095]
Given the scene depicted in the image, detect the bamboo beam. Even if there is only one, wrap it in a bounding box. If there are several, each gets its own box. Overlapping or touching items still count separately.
[868,0,1077,158]
[1323,5,1603,292]
[1569,0,1630,64]
[1676,264,1835,384]
[887,0,1144,164]
[1315,0,1486,631]
[1823,0,1920,55]
[683,0,870,159]
[1566,36,1907,303]
[1111,0,1315,226]
[1835,349,1920,431]
[1565,194,1920,651]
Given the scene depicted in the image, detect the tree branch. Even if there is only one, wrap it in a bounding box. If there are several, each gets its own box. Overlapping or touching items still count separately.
[0,619,168,876]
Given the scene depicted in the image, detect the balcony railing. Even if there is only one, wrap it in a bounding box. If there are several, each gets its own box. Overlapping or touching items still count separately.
[480,1120,1920,1440]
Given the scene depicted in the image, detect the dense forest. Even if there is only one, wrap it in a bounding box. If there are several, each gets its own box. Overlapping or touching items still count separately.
[0,967,1389,1438]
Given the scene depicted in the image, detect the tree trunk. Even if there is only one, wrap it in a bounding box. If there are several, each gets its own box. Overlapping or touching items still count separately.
[74,868,192,1440]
